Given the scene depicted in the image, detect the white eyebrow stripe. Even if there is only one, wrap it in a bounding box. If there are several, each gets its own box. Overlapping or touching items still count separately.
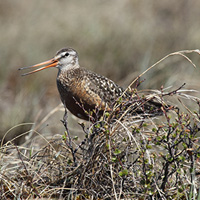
[61,52,67,57]
[55,50,77,60]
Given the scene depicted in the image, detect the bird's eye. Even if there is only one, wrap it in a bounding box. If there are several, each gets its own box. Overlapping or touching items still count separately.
[65,53,69,57]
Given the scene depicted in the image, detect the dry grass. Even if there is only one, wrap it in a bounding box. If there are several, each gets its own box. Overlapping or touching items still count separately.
[1,1,200,199]
[1,1,200,140]
[1,51,200,199]
[0,89,200,199]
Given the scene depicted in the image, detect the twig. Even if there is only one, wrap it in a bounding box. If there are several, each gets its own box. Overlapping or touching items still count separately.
[162,83,186,96]
[61,108,77,166]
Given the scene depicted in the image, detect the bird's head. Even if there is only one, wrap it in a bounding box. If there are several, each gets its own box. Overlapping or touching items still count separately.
[19,48,79,76]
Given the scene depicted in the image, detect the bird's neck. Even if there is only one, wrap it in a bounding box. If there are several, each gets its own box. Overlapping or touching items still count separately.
[59,62,80,71]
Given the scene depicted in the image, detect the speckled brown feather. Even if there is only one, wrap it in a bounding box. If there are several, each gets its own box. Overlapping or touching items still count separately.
[56,66,166,121]
[57,68,128,120]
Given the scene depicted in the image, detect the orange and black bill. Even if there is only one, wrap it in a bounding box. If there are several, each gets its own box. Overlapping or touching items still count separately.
[18,58,58,76]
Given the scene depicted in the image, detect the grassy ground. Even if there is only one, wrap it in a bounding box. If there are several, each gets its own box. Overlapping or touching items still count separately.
[1,1,200,141]
[1,82,200,199]
[1,50,200,199]
[0,1,200,199]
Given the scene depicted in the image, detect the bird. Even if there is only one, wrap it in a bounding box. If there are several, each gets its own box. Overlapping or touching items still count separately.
[19,48,168,121]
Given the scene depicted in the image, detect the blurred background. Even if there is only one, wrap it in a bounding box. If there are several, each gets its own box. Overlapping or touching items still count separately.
[1,0,200,144]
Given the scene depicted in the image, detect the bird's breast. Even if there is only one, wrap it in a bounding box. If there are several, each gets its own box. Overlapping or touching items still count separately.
[56,71,106,120]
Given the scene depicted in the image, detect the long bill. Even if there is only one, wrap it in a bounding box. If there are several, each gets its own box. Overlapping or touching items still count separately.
[18,59,58,76]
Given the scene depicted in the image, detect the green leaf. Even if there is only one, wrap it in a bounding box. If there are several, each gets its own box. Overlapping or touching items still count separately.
[62,134,67,140]
[105,129,110,134]
[95,123,101,128]
[168,157,173,162]
[146,144,152,149]
[114,149,121,155]
[156,136,161,141]
[152,128,157,132]
[178,156,185,161]
[119,169,128,177]
[104,112,110,117]
[74,136,78,140]
[182,142,187,149]
[111,157,117,162]
[136,128,140,133]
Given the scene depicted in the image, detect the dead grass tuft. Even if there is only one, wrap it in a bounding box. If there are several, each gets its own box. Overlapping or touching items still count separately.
[1,51,200,199]
[1,91,200,199]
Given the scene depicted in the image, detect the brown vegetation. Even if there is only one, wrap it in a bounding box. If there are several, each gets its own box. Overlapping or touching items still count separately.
[1,50,200,199]
[1,1,200,199]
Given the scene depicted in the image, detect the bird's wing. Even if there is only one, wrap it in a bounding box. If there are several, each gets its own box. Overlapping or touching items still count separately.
[80,70,127,107]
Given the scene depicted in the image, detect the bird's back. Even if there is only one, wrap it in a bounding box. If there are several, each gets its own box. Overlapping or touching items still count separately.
[56,67,166,121]
[56,68,128,119]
